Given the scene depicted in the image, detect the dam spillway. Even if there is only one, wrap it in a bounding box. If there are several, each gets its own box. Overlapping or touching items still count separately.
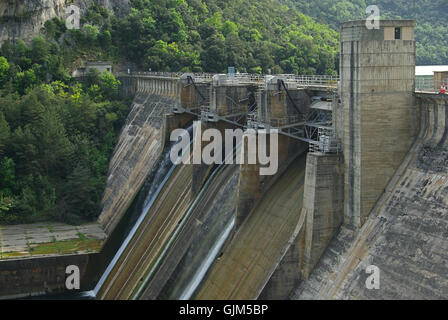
[196,152,308,299]
[91,19,448,300]
[3,19,448,301]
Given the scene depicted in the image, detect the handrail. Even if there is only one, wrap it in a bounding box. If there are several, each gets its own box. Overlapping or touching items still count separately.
[415,78,448,93]
[119,71,340,88]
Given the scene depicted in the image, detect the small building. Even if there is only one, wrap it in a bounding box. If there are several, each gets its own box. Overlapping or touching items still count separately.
[72,61,113,78]
[86,61,113,74]
[434,71,448,85]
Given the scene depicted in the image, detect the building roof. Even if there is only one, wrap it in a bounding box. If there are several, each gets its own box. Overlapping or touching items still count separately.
[416,65,448,76]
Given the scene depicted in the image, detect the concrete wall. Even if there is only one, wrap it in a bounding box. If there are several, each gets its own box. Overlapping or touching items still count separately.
[302,153,344,278]
[180,82,210,111]
[0,254,94,299]
[258,226,305,300]
[293,94,448,300]
[210,85,255,116]
[196,153,308,300]
[235,135,305,228]
[259,153,343,299]
[117,76,137,98]
[340,20,418,228]
[258,88,310,125]
[99,77,182,234]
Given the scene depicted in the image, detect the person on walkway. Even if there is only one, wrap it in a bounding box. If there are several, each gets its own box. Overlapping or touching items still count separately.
[440,82,447,95]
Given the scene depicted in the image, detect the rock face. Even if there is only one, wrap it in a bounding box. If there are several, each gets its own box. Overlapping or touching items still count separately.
[0,0,129,44]
[293,96,448,300]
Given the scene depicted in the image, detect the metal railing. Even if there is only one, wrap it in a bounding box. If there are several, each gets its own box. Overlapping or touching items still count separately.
[127,72,214,82]
[232,73,265,83]
[279,75,339,88]
[118,72,448,94]
[125,72,340,88]
[192,73,215,83]
[252,115,303,128]
[134,71,182,78]
[415,78,448,94]
[309,128,342,154]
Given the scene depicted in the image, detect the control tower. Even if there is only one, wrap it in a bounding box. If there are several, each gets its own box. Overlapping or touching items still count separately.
[339,20,418,227]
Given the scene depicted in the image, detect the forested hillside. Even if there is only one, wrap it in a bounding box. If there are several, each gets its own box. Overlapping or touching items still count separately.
[288,0,448,65]
[0,0,339,225]
[0,38,126,225]
[113,0,339,75]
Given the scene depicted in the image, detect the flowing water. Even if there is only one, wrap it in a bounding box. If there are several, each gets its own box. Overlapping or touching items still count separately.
[37,123,239,300]
[80,125,194,299]
[138,145,241,300]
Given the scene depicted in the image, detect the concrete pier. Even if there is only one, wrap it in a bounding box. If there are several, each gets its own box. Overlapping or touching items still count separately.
[302,153,344,278]
[179,73,211,112]
[257,76,311,127]
[235,134,305,228]
[210,74,257,117]
[258,152,343,299]
[340,20,418,227]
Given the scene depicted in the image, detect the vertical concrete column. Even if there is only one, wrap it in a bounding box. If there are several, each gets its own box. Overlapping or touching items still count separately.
[301,153,344,279]
[173,80,182,110]
[181,85,195,110]
[191,121,233,196]
[340,20,417,227]
[212,86,228,115]
[211,85,252,117]
[269,91,288,119]
[235,144,261,228]
[169,81,175,98]
[161,113,196,150]
[156,79,160,95]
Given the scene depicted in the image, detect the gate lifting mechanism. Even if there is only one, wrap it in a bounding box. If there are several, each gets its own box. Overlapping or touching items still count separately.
[167,72,341,149]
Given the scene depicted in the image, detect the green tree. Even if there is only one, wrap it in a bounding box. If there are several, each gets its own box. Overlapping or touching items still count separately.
[0,56,9,81]
[30,37,49,64]
[0,112,10,155]
[100,71,121,100]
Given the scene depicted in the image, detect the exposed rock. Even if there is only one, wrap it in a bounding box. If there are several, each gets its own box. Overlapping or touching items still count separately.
[0,0,129,44]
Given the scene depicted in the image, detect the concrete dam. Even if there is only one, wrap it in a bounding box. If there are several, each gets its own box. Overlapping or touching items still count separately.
[1,19,448,300]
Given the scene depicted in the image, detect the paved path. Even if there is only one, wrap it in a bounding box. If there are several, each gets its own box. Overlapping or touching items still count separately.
[0,222,107,260]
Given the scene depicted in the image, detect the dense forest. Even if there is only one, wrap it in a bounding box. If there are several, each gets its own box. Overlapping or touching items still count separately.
[0,38,126,225]
[112,0,339,74]
[0,0,340,224]
[288,0,448,65]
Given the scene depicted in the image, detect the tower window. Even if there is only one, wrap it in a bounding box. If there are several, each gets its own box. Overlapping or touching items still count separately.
[394,27,401,40]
